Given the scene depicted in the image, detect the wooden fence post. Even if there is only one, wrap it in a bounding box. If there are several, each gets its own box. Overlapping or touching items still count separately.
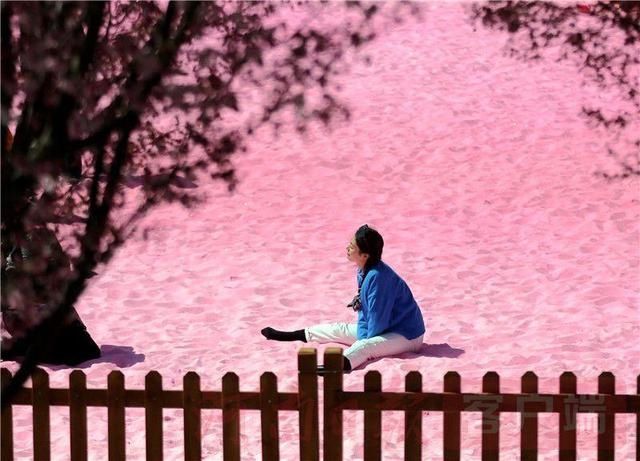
[404,371,422,461]
[32,367,51,461]
[145,371,163,461]
[260,372,279,461]
[443,372,461,461]
[323,348,344,461]
[597,372,614,461]
[107,371,126,461]
[364,371,382,461]
[482,372,500,461]
[1,369,14,461]
[298,349,319,461]
[222,372,240,461]
[559,372,577,461]
[520,371,538,461]
[69,370,88,461]
[183,372,202,461]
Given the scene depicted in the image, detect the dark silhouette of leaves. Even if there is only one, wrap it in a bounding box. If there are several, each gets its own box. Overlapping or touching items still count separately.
[471,1,640,180]
[1,1,419,405]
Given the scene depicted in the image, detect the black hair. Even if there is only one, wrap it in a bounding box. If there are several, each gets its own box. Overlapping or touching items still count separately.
[354,224,384,275]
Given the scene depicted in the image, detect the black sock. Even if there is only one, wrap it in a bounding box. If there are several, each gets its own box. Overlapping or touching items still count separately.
[261,327,307,342]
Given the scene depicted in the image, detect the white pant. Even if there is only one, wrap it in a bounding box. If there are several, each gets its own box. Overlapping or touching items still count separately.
[305,323,424,369]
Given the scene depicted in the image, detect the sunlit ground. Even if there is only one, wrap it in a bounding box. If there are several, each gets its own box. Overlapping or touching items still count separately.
[4,3,638,460]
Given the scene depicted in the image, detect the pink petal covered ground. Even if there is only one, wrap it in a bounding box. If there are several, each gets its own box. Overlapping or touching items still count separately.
[4,3,639,460]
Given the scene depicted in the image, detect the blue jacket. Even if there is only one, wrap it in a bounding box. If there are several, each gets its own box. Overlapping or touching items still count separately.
[356,261,426,340]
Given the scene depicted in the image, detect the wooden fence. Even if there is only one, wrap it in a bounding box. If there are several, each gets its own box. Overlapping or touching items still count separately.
[1,348,639,460]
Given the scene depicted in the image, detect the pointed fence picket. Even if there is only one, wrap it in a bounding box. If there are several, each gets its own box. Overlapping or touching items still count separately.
[443,371,461,461]
[32,368,50,461]
[363,370,382,461]
[520,371,539,461]
[1,348,638,460]
[183,371,201,461]
[69,370,88,461]
[107,370,126,461]
[403,371,422,461]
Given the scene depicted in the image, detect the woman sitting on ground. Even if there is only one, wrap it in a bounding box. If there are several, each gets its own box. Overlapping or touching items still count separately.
[262,224,425,371]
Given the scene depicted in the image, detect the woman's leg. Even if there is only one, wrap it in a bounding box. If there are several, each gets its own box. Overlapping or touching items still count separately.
[261,327,307,342]
[344,333,424,370]
[261,322,358,346]
[304,323,358,346]
[263,323,358,371]
[307,323,358,371]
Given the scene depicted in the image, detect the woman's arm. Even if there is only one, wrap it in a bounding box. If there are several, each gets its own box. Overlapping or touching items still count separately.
[357,310,368,339]
[363,274,395,338]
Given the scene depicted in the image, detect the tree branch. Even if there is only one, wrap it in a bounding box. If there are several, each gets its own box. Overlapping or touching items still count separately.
[2,1,203,408]
[1,2,16,131]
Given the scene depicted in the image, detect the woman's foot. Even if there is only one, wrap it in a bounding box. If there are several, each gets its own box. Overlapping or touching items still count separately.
[261,327,307,342]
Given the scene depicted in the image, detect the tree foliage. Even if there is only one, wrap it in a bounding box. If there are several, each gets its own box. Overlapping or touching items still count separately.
[471,1,640,180]
[1,0,418,403]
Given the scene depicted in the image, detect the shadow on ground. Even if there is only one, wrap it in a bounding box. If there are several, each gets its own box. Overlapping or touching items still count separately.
[415,342,465,359]
[44,345,146,370]
[348,343,466,371]
[123,173,198,189]
[88,345,146,368]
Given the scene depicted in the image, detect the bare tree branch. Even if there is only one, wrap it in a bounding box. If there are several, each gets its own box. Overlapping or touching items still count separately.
[1,1,418,406]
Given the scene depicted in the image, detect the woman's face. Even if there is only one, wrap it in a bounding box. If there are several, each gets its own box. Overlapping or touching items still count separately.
[346,237,369,268]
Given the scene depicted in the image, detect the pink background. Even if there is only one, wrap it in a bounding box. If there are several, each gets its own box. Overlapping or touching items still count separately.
[4,3,639,460]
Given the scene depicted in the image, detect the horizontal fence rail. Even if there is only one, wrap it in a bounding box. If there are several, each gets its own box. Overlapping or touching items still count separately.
[1,348,639,461]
